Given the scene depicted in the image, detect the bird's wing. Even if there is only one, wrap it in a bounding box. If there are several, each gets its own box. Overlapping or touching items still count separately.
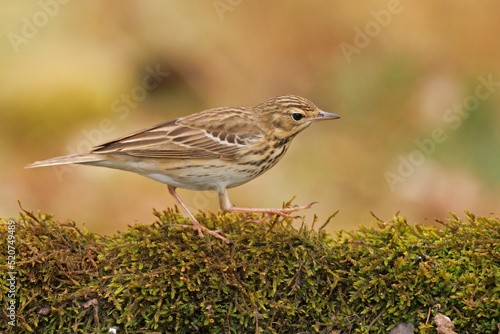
[92,110,263,160]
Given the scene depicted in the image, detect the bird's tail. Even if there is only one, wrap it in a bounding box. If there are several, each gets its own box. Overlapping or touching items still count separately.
[25,153,102,168]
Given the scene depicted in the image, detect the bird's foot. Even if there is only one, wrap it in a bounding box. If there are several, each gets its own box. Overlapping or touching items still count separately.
[228,202,317,223]
[166,221,231,244]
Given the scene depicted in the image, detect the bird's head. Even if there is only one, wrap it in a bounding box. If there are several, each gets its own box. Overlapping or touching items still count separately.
[256,95,341,139]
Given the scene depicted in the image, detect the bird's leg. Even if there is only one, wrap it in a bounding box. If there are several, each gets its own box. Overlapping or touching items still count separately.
[167,185,230,243]
[218,189,315,221]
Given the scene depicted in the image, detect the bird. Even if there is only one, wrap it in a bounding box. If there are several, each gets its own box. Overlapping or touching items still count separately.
[26,95,341,243]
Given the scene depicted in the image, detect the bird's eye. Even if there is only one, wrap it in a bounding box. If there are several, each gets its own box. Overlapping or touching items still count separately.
[291,113,304,121]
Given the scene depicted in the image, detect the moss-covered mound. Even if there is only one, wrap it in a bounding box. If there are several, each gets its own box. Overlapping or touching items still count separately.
[1,209,499,333]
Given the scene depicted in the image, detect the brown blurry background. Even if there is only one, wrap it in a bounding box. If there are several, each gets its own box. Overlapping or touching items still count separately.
[1,1,499,235]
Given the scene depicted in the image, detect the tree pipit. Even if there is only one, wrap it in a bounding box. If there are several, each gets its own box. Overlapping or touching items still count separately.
[26,95,341,243]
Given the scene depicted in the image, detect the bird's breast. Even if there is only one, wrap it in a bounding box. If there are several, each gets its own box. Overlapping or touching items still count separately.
[233,139,292,178]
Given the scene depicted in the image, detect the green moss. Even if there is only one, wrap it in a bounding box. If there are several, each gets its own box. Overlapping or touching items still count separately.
[1,209,499,333]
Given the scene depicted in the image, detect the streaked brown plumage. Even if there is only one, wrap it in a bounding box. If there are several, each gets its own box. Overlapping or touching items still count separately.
[26,95,341,243]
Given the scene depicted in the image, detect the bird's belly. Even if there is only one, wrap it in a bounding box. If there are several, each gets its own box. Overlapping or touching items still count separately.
[146,163,258,191]
[145,146,289,191]
[137,160,258,191]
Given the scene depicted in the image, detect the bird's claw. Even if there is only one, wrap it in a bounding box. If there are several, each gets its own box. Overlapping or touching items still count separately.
[165,223,230,244]
[193,224,231,244]
[246,205,313,223]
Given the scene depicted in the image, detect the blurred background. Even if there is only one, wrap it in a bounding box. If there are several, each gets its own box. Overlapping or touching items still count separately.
[1,1,499,235]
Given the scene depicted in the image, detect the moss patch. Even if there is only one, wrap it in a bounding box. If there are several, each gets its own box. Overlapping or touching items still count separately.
[1,209,499,333]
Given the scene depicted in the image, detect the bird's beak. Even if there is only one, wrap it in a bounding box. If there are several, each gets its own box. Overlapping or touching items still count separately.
[311,110,341,122]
